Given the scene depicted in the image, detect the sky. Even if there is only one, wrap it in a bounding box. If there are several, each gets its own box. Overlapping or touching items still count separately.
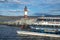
[0,0,60,16]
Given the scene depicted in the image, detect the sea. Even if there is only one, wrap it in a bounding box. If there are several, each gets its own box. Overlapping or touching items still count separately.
[0,25,60,40]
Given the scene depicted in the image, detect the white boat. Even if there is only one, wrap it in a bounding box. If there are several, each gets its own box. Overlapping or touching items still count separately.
[30,26,60,33]
[34,21,60,26]
[34,17,60,26]
[32,17,60,33]
[17,31,60,37]
[17,16,60,37]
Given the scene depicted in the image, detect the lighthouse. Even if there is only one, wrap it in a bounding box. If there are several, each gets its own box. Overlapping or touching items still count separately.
[20,6,29,29]
[24,6,28,18]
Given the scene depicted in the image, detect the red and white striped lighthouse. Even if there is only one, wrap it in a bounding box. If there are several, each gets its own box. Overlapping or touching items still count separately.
[24,6,28,18]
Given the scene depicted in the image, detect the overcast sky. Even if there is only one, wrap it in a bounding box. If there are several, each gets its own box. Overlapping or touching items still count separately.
[0,0,60,16]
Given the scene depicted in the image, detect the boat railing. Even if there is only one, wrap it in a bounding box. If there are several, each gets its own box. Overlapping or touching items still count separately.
[37,21,60,24]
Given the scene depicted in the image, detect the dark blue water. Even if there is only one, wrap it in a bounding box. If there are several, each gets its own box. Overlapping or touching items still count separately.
[0,25,21,40]
[0,25,60,40]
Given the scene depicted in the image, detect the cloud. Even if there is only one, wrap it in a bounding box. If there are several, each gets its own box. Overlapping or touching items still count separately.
[0,10,23,16]
[0,0,60,5]
[0,9,21,12]
[7,0,20,3]
[0,0,7,3]
[0,0,34,5]
[0,0,60,16]
[44,0,60,4]
[0,0,5,1]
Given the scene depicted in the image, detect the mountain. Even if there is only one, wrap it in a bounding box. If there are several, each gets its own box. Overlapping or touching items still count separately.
[34,13,60,17]
[34,13,52,16]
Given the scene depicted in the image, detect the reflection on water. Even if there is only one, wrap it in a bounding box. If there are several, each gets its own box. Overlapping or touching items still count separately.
[0,25,60,40]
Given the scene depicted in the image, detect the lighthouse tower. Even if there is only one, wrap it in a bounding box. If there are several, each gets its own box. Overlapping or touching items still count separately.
[24,6,28,18]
